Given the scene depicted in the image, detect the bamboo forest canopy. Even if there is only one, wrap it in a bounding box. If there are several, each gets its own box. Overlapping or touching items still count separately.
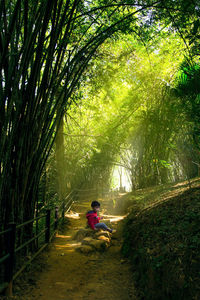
[0,0,200,229]
[57,34,199,192]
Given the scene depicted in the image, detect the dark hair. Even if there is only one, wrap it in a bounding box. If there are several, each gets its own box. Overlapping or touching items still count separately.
[91,201,100,208]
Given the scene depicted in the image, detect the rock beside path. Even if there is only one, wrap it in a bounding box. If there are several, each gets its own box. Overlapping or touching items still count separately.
[74,228,95,241]
[97,235,110,243]
[75,229,111,254]
[76,245,94,254]
[95,231,111,239]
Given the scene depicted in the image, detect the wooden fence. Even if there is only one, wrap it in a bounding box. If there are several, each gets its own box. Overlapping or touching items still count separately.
[0,192,75,297]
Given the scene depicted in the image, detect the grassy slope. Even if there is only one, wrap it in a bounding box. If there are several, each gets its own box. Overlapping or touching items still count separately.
[118,178,200,300]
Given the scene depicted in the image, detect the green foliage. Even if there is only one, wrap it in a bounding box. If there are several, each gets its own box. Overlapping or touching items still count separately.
[174,61,200,149]
[44,30,200,195]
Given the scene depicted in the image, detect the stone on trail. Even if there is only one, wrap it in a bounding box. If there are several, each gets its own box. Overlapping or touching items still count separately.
[97,235,110,243]
[95,231,111,239]
[88,239,109,251]
[76,245,94,254]
[81,237,94,246]
[74,228,112,254]
[81,236,109,252]
[74,228,94,241]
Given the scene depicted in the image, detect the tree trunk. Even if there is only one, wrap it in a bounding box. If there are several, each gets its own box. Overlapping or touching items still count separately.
[55,117,66,203]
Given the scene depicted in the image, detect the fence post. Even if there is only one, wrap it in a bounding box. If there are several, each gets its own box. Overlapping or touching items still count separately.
[54,207,59,230]
[45,209,51,243]
[62,202,65,222]
[5,223,16,296]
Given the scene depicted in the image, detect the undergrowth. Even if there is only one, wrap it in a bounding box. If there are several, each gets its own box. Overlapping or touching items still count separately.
[121,178,200,300]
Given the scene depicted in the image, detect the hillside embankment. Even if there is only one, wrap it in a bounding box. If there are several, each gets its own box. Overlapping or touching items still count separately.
[119,178,200,300]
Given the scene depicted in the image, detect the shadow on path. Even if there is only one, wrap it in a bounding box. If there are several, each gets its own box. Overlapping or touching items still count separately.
[15,197,137,300]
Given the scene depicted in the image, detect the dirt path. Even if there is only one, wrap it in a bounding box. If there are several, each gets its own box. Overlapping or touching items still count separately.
[17,197,137,300]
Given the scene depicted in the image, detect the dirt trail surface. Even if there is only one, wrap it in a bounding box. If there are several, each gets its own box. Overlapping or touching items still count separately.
[15,197,137,300]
